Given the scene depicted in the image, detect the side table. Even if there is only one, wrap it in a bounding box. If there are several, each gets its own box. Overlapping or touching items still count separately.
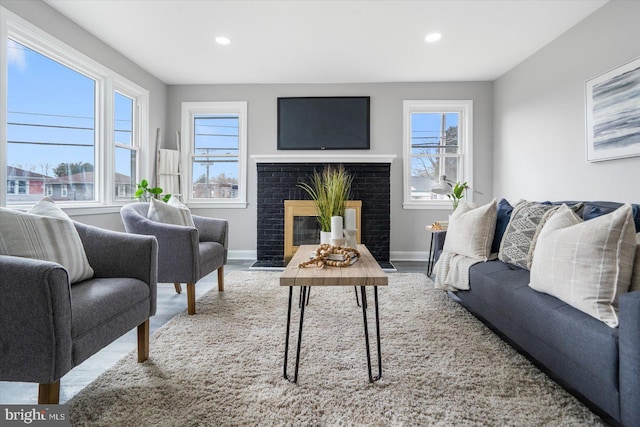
[425,226,447,277]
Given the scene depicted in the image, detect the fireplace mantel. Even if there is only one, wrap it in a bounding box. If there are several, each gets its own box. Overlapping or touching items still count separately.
[251,154,396,163]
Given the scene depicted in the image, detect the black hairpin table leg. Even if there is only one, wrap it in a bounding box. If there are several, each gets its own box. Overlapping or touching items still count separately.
[284,286,307,383]
[360,285,382,382]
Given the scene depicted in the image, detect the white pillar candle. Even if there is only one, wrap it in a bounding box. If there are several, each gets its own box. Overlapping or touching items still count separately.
[344,208,356,230]
[331,216,343,240]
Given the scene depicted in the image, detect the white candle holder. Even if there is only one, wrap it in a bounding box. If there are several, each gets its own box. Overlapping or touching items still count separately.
[344,229,357,248]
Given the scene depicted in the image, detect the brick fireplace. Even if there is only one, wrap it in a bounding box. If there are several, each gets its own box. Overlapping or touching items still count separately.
[253,156,394,268]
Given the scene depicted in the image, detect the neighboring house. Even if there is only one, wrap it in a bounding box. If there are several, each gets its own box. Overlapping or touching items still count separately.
[45,172,134,201]
[192,181,238,199]
[6,166,48,203]
[410,175,438,200]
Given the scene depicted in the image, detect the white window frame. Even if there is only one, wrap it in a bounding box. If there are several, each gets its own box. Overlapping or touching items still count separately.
[112,86,146,202]
[402,100,473,210]
[0,7,149,211]
[180,101,248,208]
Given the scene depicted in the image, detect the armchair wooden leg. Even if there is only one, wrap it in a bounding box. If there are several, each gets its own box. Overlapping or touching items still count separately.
[173,282,182,294]
[217,266,225,292]
[187,283,196,315]
[137,319,150,362]
[38,381,60,404]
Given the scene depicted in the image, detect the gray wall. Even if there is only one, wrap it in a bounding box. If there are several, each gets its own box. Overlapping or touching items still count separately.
[1,0,168,230]
[494,1,640,203]
[167,82,493,258]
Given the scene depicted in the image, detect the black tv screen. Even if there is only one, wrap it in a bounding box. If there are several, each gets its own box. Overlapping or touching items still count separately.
[277,96,370,150]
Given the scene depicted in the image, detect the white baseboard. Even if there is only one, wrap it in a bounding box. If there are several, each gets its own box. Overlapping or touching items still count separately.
[390,251,428,262]
[228,250,257,260]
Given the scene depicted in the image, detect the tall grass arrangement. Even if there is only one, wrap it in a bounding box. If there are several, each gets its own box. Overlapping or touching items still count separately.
[298,165,353,232]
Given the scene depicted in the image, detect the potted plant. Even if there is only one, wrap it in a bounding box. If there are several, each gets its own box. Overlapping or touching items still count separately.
[135,179,171,202]
[298,165,353,243]
[448,181,469,210]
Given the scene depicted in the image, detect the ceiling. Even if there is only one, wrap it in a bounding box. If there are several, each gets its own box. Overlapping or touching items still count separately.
[44,0,608,85]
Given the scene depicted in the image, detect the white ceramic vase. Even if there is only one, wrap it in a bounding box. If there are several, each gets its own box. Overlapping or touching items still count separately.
[320,231,332,245]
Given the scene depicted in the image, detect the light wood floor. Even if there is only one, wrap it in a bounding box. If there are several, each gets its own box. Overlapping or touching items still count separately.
[0,260,427,404]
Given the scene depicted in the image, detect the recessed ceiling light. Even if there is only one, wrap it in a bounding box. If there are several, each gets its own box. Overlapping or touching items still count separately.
[425,33,442,43]
[215,36,231,45]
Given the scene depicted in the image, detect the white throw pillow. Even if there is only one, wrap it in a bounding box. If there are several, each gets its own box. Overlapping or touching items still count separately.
[529,204,636,327]
[0,197,94,284]
[147,196,195,227]
[443,199,497,261]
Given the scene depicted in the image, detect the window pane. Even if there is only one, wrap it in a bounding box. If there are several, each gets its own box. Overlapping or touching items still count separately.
[192,156,238,199]
[410,112,459,155]
[114,91,136,200]
[192,114,239,199]
[7,38,96,204]
[114,92,133,146]
[115,146,136,201]
[194,115,239,154]
[410,156,460,201]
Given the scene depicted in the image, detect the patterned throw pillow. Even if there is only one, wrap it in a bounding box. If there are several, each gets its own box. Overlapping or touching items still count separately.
[147,196,195,227]
[498,201,560,269]
[443,199,497,261]
[529,204,636,327]
[0,197,94,284]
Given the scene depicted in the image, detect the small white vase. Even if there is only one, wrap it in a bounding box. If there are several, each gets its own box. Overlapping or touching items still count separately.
[320,231,332,245]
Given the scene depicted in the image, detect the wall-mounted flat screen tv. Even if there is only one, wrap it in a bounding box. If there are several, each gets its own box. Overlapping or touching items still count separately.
[277,96,370,150]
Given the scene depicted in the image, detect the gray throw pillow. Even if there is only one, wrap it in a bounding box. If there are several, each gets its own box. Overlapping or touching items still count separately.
[498,201,560,270]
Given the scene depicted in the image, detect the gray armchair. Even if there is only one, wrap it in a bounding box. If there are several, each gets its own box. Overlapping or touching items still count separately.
[120,202,228,315]
[0,222,157,404]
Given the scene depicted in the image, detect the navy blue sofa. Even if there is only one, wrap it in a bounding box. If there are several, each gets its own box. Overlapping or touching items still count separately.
[433,201,640,426]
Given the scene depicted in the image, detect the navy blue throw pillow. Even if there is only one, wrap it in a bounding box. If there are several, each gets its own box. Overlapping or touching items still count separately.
[583,201,640,232]
[491,198,513,254]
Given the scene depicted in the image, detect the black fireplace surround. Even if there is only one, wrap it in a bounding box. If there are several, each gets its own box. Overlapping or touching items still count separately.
[256,162,391,266]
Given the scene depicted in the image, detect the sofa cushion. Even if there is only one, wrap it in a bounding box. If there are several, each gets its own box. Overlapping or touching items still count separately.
[147,196,195,227]
[498,200,560,269]
[463,261,619,394]
[443,199,497,261]
[70,277,151,365]
[0,197,94,284]
[529,204,636,327]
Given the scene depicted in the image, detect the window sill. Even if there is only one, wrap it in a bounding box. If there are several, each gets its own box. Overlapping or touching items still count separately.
[186,201,248,209]
[403,201,454,211]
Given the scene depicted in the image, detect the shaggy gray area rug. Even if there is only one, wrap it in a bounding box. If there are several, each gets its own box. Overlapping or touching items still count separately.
[68,271,603,426]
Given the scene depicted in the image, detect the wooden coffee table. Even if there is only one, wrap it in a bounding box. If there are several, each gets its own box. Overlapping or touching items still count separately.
[280,244,388,383]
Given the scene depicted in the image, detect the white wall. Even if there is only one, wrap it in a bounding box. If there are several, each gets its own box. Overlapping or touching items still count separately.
[167,82,493,258]
[1,0,168,230]
[494,1,640,203]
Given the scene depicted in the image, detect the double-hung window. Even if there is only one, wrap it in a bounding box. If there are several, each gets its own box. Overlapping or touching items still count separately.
[113,89,141,201]
[181,101,248,208]
[402,100,473,209]
[2,9,148,208]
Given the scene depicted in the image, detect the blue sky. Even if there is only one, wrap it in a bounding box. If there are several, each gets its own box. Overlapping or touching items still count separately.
[7,38,133,178]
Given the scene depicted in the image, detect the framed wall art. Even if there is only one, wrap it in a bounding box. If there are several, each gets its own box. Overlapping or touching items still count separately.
[586,56,640,162]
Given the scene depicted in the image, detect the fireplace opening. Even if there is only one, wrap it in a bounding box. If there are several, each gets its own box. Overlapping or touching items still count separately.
[284,200,361,261]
